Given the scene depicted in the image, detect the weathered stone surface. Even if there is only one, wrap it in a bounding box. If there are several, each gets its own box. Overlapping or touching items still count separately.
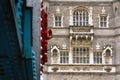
[45,0,120,80]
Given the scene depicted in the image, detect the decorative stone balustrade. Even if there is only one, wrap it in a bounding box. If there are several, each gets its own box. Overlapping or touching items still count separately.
[70,26,94,33]
[70,26,94,43]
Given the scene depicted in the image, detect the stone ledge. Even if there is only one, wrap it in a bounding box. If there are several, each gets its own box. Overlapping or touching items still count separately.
[44,71,116,74]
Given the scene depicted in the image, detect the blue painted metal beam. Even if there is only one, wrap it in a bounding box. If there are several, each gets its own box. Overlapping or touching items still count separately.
[0,0,38,80]
[23,7,37,80]
[0,0,26,80]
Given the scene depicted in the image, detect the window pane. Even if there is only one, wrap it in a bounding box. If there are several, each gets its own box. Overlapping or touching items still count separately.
[73,9,88,26]
[94,52,102,64]
[73,47,89,64]
[100,16,107,27]
[60,51,69,63]
[55,16,61,27]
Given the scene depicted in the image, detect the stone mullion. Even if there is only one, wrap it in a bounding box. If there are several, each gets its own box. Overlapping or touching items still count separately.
[90,47,94,64]
[75,13,77,26]
[84,12,86,26]
[78,11,80,26]
[82,11,83,26]
[69,36,73,64]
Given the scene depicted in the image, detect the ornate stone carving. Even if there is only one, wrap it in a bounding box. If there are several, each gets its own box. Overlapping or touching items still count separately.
[104,66,112,72]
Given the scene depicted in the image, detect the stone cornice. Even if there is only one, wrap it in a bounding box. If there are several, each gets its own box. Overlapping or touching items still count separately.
[49,26,120,37]
[94,34,120,38]
[94,27,120,30]
[52,32,120,38]
[53,35,69,38]
[48,27,69,29]
[46,64,117,66]
[44,71,116,74]
[49,26,120,30]
[48,0,114,3]
[48,1,113,6]
[49,27,120,30]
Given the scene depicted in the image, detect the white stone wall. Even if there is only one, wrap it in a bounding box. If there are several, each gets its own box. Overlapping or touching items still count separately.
[48,0,114,2]
[46,0,120,80]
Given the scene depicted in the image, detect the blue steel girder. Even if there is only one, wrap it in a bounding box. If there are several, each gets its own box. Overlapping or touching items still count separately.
[16,0,24,35]
[0,0,26,80]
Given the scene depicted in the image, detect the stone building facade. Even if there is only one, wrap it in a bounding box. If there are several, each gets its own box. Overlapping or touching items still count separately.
[44,0,120,80]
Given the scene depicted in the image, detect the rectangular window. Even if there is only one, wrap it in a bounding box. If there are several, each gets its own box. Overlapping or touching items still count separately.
[100,16,107,27]
[73,10,88,26]
[73,47,89,64]
[94,52,102,64]
[55,16,61,27]
[60,51,69,63]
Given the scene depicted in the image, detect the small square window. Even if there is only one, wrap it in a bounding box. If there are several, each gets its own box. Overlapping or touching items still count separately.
[100,15,107,28]
[94,52,102,64]
[60,51,69,63]
[55,16,61,27]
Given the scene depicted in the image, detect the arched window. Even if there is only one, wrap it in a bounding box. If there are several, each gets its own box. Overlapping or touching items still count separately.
[73,9,88,26]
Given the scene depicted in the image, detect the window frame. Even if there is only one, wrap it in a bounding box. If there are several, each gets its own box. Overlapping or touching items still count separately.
[94,52,102,64]
[98,14,109,28]
[60,51,69,64]
[73,9,89,26]
[72,47,89,64]
[55,16,61,27]
[53,14,63,28]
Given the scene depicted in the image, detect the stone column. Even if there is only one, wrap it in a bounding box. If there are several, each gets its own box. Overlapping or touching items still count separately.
[90,47,93,64]
[69,36,73,64]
